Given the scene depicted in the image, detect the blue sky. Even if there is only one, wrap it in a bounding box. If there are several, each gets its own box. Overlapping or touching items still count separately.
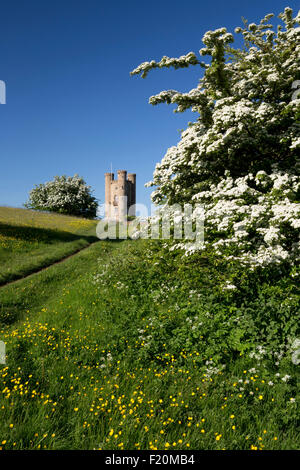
[0,0,298,214]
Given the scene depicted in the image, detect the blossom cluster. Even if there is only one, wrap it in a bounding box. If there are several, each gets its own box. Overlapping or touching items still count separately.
[25,174,98,218]
[130,52,200,79]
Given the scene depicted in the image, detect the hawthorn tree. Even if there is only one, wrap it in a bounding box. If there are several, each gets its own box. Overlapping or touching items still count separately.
[131,7,300,268]
[25,174,98,218]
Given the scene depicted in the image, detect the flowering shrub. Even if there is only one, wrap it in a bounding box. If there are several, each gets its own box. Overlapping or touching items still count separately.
[131,7,300,268]
[25,174,98,218]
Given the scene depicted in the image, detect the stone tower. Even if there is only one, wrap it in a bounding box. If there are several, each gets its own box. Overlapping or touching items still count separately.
[105,170,136,219]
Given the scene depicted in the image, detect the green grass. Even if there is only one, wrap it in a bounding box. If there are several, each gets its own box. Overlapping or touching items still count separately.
[0,237,298,450]
[0,206,98,285]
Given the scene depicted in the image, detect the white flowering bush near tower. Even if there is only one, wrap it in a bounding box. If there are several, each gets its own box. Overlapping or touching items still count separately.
[131,7,300,268]
[25,174,98,218]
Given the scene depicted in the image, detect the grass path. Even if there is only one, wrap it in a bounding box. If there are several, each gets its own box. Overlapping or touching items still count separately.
[0,239,100,289]
[0,239,121,326]
[0,207,98,285]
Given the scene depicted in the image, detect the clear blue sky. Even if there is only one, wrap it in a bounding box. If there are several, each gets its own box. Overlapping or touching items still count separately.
[0,0,298,214]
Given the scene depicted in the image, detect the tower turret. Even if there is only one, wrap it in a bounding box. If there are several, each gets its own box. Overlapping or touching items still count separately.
[127,173,136,216]
[104,170,135,220]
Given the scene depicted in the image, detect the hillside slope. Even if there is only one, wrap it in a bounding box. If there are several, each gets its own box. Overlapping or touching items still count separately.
[0,206,98,285]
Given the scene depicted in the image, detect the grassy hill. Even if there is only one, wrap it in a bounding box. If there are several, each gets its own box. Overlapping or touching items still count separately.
[0,210,299,450]
[0,207,98,285]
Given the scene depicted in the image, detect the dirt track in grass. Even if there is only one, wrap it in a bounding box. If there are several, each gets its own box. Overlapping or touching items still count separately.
[0,239,100,289]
